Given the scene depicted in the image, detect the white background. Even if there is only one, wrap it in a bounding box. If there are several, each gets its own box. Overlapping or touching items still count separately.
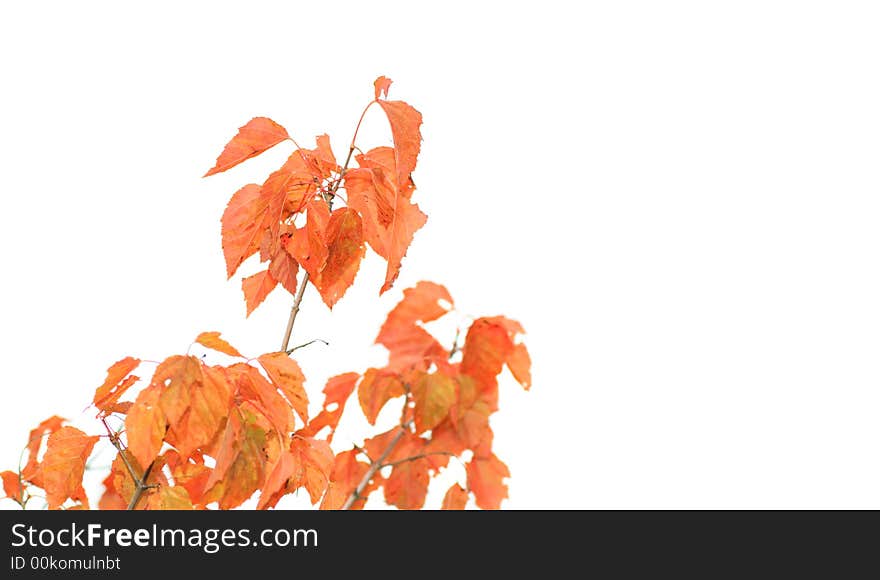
[1,1,878,509]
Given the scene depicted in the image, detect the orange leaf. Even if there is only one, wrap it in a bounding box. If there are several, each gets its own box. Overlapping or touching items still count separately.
[412,371,456,434]
[323,449,371,509]
[441,483,468,510]
[205,411,268,509]
[141,485,194,510]
[194,331,243,358]
[314,207,365,308]
[461,318,515,394]
[507,342,532,390]
[318,481,347,510]
[374,75,392,100]
[357,368,405,425]
[466,452,510,510]
[375,281,453,371]
[299,372,359,442]
[40,427,99,510]
[221,184,269,278]
[92,356,141,413]
[229,363,295,436]
[21,415,66,484]
[384,458,429,510]
[376,99,423,189]
[257,352,309,426]
[344,154,427,294]
[242,269,278,316]
[1,471,23,504]
[257,450,297,510]
[288,437,334,504]
[204,117,289,177]
[126,383,167,469]
[268,240,300,296]
[287,199,331,281]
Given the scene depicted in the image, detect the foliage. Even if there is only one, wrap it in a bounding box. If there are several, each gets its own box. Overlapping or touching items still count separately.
[1,77,531,510]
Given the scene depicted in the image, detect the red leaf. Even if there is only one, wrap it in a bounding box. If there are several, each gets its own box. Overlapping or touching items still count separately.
[126,383,167,469]
[376,100,422,189]
[441,483,468,510]
[242,269,278,316]
[287,199,331,280]
[466,452,510,510]
[221,184,269,278]
[257,353,309,426]
[299,372,359,442]
[92,356,141,413]
[194,332,243,358]
[40,427,100,510]
[357,368,405,425]
[204,117,289,177]
[374,75,392,100]
[1,471,23,504]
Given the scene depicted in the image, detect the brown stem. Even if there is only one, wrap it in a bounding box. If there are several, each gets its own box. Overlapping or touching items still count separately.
[342,424,409,510]
[101,418,156,511]
[280,271,310,352]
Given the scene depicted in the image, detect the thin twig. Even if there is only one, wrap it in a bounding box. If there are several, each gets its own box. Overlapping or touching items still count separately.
[280,272,310,352]
[286,338,329,355]
[380,451,455,470]
[342,423,409,510]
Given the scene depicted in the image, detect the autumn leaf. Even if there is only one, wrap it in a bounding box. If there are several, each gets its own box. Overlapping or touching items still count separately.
[313,207,365,308]
[126,383,167,469]
[40,427,99,510]
[288,437,334,504]
[441,483,468,510]
[257,352,309,426]
[221,184,268,278]
[287,199,331,281]
[204,117,289,177]
[1,471,23,504]
[229,363,296,436]
[322,449,371,510]
[21,415,66,485]
[376,281,453,371]
[299,372,359,442]
[412,371,456,434]
[374,75,392,100]
[205,411,268,510]
[344,148,427,294]
[142,485,194,510]
[164,450,213,508]
[466,452,510,510]
[385,459,429,510]
[375,99,423,189]
[194,332,243,358]
[357,368,405,425]
[507,342,532,390]
[242,269,278,316]
[92,356,141,414]
[257,450,297,510]
[268,239,300,296]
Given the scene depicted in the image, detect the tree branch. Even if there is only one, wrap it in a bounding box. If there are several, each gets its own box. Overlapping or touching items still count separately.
[342,423,409,510]
[286,338,329,355]
[101,418,156,511]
